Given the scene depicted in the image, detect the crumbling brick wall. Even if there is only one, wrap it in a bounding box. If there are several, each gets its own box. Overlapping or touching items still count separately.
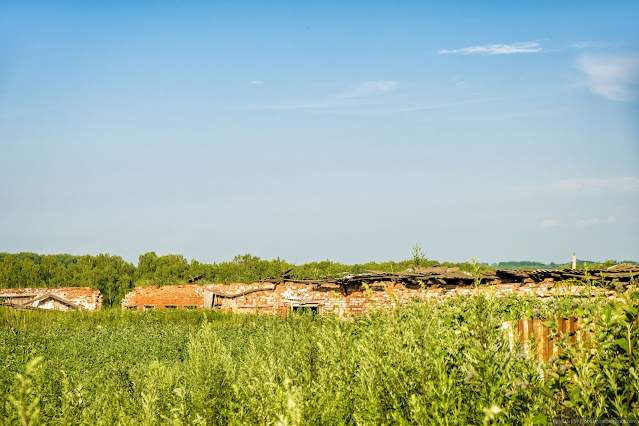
[120,280,613,316]
[0,287,102,311]
[121,284,204,309]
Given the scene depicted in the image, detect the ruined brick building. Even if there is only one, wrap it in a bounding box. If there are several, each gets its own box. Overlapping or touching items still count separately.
[120,265,636,315]
[2,265,634,315]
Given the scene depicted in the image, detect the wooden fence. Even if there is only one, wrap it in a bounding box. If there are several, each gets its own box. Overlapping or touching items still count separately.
[502,318,591,362]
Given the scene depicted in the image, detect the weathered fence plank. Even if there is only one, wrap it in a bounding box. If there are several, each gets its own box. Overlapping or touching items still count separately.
[503,317,591,362]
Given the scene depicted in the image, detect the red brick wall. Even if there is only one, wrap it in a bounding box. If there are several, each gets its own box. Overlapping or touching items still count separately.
[121,284,204,310]
[120,280,613,315]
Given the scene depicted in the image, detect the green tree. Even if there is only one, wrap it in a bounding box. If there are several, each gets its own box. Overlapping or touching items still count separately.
[411,243,427,267]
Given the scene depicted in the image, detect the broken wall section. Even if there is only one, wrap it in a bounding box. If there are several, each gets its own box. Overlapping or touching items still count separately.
[0,287,103,311]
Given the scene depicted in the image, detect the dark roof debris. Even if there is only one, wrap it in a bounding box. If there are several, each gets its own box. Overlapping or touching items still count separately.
[261,264,638,288]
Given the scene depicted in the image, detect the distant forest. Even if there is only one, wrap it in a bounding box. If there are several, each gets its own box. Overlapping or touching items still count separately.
[0,251,634,307]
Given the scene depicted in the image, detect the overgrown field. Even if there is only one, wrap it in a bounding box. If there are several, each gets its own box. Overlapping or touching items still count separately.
[1,290,638,425]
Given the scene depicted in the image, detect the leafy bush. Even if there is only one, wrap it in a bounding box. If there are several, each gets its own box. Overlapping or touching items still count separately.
[543,290,639,419]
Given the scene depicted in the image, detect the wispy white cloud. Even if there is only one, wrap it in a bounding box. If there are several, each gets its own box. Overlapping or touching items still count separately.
[517,177,639,194]
[250,80,264,85]
[242,80,397,111]
[576,216,616,226]
[450,75,468,87]
[540,219,560,229]
[552,177,639,193]
[439,42,543,55]
[575,54,639,101]
[569,41,609,49]
[337,81,397,99]
[397,96,499,112]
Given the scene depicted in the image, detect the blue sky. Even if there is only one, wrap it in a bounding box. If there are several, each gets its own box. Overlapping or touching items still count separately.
[1,1,638,265]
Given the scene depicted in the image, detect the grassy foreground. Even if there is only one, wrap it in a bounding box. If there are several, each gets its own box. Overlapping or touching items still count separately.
[1,290,638,425]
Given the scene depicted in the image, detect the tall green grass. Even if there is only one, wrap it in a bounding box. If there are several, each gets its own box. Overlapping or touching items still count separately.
[1,290,637,425]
